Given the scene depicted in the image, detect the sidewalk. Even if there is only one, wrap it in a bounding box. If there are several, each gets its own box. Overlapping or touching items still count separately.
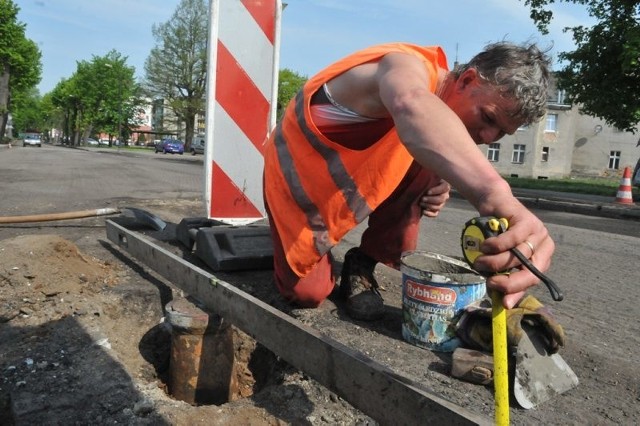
[452,188,640,221]
[512,188,640,221]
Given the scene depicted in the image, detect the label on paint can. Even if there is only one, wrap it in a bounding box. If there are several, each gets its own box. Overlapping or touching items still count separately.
[400,251,486,352]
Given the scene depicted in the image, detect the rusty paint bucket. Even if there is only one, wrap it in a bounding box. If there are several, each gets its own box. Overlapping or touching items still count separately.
[400,251,486,352]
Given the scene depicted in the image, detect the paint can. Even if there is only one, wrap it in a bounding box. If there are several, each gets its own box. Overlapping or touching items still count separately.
[401,251,486,352]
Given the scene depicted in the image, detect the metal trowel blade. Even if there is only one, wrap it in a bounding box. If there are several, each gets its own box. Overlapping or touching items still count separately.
[513,324,579,409]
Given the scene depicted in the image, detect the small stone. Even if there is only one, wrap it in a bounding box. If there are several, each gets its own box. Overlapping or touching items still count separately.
[19,307,34,316]
[132,398,154,416]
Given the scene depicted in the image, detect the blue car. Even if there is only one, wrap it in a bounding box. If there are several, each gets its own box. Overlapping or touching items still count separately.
[155,139,184,155]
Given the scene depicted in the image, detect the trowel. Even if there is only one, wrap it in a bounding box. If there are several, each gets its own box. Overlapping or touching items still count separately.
[513,323,579,409]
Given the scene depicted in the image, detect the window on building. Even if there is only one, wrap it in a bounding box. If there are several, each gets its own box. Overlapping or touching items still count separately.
[548,89,563,104]
[487,143,500,162]
[545,114,558,132]
[608,151,621,169]
[512,144,526,164]
[541,146,549,162]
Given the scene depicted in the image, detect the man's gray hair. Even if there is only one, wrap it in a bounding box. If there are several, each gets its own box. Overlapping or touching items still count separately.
[455,41,552,125]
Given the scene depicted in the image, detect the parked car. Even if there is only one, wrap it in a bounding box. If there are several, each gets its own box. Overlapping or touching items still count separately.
[86,138,99,146]
[23,133,42,147]
[191,136,205,155]
[155,139,184,155]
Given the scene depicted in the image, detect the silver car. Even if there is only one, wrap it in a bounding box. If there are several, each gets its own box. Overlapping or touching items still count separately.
[23,134,42,147]
[190,137,205,155]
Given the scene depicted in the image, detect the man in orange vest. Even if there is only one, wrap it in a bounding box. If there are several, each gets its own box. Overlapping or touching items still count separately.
[263,41,554,320]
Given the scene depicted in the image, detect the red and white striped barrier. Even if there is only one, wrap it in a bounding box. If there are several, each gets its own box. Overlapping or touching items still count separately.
[204,0,282,224]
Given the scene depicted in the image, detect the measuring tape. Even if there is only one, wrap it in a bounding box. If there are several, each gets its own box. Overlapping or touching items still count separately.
[461,216,563,301]
[460,216,564,425]
[461,217,511,425]
[461,217,509,269]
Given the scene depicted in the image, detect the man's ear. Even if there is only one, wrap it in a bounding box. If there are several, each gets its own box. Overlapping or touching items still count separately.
[455,68,479,92]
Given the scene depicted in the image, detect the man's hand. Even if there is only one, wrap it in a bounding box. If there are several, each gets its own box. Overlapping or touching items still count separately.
[419,179,450,217]
[471,201,555,309]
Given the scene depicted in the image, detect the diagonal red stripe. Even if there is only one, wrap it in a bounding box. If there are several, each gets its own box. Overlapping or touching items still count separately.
[216,41,270,154]
[210,162,262,218]
[241,0,275,43]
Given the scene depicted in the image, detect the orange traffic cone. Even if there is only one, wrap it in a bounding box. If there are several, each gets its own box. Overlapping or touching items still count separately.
[615,166,634,204]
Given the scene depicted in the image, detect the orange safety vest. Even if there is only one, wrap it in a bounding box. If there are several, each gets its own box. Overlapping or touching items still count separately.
[264,43,449,277]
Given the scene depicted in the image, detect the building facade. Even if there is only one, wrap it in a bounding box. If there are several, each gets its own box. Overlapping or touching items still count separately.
[479,78,639,179]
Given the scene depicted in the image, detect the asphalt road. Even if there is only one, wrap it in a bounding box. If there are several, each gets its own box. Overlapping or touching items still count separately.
[0,144,204,217]
[2,142,638,289]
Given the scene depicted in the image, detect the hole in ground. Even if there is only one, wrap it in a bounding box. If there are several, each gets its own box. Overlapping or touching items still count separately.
[139,324,289,405]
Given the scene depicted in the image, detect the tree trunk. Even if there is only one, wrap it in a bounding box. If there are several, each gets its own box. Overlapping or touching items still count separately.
[0,111,7,142]
[184,112,195,151]
[0,62,10,141]
[82,126,93,145]
[70,107,79,146]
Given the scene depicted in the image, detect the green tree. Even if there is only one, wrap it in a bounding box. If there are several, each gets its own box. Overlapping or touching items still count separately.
[38,91,64,143]
[277,68,307,120]
[52,78,81,145]
[75,51,139,146]
[143,0,208,150]
[43,51,140,147]
[522,0,640,133]
[0,0,42,140]
[10,86,41,135]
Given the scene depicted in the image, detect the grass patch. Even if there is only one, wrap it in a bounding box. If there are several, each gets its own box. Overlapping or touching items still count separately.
[504,176,640,198]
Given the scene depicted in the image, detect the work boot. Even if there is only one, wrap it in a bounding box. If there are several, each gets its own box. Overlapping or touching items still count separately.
[339,247,384,321]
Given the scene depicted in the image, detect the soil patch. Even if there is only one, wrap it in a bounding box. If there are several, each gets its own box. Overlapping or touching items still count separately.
[0,223,369,425]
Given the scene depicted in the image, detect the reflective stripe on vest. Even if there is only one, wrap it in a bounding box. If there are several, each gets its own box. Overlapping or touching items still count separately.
[273,91,373,256]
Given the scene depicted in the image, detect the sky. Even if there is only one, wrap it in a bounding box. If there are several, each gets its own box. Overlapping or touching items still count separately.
[17,0,596,95]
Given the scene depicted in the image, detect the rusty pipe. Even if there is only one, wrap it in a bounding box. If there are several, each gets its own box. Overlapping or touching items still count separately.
[165,298,237,405]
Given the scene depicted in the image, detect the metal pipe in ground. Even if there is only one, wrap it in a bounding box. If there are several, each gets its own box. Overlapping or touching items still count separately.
[165,298,237,405]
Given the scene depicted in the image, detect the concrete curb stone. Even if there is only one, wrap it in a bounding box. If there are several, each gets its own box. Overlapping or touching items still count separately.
[451,189,640,222]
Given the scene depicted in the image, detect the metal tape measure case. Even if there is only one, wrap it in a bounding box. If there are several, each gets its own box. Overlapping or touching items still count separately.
[461,217,507,267]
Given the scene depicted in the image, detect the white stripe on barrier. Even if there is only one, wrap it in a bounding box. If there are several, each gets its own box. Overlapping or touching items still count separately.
[214,102,265,208]
[218,2,274,100]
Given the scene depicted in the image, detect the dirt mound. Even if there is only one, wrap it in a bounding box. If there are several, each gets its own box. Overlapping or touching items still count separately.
[0,235,119,324]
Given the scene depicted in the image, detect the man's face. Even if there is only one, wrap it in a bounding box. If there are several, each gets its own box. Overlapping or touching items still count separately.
[445,69,523,145]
